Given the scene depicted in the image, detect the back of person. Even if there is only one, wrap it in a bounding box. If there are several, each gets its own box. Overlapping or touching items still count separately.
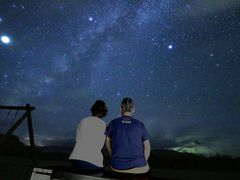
[107,116,148,170]
[69,100,108,172]
[69,116,106,167]
[105,97,151,174]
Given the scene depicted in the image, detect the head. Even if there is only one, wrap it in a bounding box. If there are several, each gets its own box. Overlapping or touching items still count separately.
[90,100,108,118]
[121,97,135,115]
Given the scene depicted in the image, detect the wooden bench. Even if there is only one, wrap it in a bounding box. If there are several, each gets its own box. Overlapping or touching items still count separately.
[30,167,175,180]
[30,167,114,180]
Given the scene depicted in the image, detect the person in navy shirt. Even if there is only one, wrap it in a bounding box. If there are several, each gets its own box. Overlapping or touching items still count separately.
[105,97,151,174]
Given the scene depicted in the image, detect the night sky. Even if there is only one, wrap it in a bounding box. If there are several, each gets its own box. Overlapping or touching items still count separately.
[0,0,240,157]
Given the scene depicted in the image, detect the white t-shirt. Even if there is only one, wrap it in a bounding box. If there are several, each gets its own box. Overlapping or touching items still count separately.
[69,116,106,167]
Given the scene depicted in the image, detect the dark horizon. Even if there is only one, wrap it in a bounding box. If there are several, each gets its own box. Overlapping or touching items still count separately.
[2,133,240,159]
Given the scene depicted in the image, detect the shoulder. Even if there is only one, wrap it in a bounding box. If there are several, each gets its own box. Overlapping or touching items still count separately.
[80,116,105,125]
[132,117,143,124]
[132,118,147,129]
[79,116,92,124]
[109,117,122,124]
[98,118,106,126]
[81,116,93,121]
[91,116,106,126]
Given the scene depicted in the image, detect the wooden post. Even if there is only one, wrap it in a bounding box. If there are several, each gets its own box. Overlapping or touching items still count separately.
[26,104,37,165]
[26,104,35,151]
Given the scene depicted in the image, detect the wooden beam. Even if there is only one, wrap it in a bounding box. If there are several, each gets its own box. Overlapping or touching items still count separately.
[6,112,28,135]
[0,104,35,111]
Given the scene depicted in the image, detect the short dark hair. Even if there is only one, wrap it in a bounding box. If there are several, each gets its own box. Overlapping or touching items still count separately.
[121,97,134,113]
[90,100,107,117]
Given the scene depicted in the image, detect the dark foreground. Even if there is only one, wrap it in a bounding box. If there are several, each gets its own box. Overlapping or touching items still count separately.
[1,155,240,180]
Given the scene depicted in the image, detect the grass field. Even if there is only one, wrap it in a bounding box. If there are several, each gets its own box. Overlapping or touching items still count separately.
[1,155,240,180]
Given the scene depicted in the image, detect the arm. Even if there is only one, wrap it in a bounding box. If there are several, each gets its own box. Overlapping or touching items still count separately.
[105,136,112,157]
[143,140,151,161]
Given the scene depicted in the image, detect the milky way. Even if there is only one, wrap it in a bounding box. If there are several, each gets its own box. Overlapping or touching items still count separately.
[0,0,240,156]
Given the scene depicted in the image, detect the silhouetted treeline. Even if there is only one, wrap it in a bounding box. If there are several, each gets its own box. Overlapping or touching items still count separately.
[0,134,29,156]
[0,134,69,160]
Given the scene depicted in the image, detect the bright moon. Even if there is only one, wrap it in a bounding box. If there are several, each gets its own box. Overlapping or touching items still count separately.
[1,35,11,44]
[168,45,173,49]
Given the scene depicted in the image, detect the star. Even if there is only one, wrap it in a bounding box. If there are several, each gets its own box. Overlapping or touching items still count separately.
[89,17,93,22]
[20,4,25,9]
[168,45,173,49]
[1,35,11,44]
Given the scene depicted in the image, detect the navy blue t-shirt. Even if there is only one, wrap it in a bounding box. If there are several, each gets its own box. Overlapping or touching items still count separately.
[105,116,149,170]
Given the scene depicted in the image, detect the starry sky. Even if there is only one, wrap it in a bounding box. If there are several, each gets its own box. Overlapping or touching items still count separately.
[0,0,240,157]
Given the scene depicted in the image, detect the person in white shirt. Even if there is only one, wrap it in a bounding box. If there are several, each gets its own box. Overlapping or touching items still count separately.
[69,100,108,173]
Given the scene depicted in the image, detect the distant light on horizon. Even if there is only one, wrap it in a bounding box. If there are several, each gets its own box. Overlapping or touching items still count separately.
[170,146,213,156]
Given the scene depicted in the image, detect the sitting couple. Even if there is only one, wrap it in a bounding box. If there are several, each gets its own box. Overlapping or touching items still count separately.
[69,97,151,175]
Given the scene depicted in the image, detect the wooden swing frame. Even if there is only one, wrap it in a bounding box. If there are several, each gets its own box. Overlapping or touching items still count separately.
[0,104,35,152]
